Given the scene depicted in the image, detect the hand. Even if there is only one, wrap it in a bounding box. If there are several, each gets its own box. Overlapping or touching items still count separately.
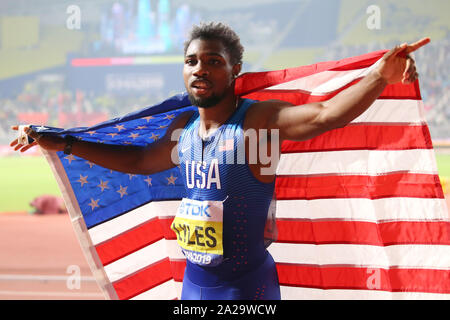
[10,125,65,153]
[375,37,430,84]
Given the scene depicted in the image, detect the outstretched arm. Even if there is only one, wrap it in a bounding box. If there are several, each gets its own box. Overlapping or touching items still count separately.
[10,110,194,175]
[252,38,430,142]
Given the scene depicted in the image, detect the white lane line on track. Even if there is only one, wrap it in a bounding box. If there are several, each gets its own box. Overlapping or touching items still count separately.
[0,274,96,282]
[0,290,104,298]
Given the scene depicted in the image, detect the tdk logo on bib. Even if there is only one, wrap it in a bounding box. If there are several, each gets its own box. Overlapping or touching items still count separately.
[171,198,224,266]
[179,201,211,217]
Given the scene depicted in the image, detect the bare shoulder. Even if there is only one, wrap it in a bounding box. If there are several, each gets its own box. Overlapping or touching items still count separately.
[243,99,293,131]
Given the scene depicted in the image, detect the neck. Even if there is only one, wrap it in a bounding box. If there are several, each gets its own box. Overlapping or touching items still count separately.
[197,94,239,138]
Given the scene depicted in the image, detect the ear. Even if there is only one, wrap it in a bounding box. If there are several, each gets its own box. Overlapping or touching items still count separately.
[232,63,242,78]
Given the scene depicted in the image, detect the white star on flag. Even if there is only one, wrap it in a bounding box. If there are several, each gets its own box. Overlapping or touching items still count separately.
[36,126,48,132]
[144,177,152,186]
[166,174,177,185]
[117,185,128,198]
[97,180,109,192]
[77,174,88,187]
[114,124,126,132]
[85,161,95,168]
[87,198,100,211]
[65,154,76,164]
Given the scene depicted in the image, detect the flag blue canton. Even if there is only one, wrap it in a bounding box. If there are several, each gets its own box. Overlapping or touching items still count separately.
[31,93,196,228]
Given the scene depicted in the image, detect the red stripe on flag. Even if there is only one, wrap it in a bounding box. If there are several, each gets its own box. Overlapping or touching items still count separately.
[241,82,420,105]
[276,220,450,245]
[159,217,177,240]
[235,50,387,96]
[95,218,163,266]
[276,264,450,293]
[275,173,444,200]
[170,259,186,282]
[113,257,173,300]
[281,124,432,152]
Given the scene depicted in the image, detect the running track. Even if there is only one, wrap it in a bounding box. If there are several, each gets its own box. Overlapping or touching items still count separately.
[1,195,449,300]
[0,214,104,300]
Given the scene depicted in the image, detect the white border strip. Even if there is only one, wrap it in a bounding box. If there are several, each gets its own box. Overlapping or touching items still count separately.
[42,150,118,300]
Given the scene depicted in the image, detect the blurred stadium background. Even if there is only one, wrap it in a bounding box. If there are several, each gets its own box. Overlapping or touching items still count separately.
[0,0,449,299]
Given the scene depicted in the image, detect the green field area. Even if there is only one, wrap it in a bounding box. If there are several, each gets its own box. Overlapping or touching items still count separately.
[0,156,61,212]
[0,154,449,213]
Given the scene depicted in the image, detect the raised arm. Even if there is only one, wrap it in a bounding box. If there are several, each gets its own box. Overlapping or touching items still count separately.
[10,110,195,175]
[250,38,430,142]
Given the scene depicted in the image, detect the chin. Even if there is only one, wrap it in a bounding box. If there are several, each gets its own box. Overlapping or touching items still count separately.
[188,92,223,109]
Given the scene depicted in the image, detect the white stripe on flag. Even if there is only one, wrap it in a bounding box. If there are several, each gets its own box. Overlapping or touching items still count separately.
[130,279,179,300]
[89,200,181,245]
[269,243,450,269]
[266,60,379,94]
[277,149,438,176]
[275,198,449,221]
[351,99,425,124]
[104,239,169,283]
[280,286,450,300]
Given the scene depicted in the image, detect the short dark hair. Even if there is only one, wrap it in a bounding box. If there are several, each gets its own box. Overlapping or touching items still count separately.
[184,22,244,65]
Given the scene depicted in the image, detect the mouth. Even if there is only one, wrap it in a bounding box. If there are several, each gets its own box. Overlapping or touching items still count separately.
[191,79,212,95]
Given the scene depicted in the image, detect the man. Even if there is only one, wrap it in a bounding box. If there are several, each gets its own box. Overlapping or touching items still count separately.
[11,22,429,300]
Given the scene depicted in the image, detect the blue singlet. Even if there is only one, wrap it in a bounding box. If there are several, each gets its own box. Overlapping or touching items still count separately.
[171,99,280,300]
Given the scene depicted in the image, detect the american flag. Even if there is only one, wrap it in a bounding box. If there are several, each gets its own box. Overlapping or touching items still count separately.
[36,50,449,300]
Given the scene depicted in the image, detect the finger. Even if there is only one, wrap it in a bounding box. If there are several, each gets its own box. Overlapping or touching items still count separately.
[402,71,419,84]
[403,58,412,78]
[14,143,23,151]
[404,60,416,78]
[21,141,38,153]
[384,43,407,60]
[11,125,19,131]
[24,127,40,140]
[10,138,18,147]
[405,37,430,53]
[409,72,419,83]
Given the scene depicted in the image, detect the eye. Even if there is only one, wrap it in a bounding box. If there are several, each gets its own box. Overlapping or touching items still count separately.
[185,58,196,66]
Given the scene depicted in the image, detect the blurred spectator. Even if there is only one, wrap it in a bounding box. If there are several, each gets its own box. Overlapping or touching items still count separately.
[29,194,67,215]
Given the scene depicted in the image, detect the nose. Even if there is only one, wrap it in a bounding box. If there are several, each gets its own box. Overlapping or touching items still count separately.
[193,61,209,78]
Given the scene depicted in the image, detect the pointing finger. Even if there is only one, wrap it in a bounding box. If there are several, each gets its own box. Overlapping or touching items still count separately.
[405,37,430,53]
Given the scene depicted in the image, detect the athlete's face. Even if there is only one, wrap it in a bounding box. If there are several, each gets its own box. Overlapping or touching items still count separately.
[183,38,240,108]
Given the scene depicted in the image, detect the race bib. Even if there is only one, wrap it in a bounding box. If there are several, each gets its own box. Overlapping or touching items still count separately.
[171,198,224,266]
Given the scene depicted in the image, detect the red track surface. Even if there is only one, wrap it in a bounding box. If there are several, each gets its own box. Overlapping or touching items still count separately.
[0,214,104,300]
[0,196,449,300]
